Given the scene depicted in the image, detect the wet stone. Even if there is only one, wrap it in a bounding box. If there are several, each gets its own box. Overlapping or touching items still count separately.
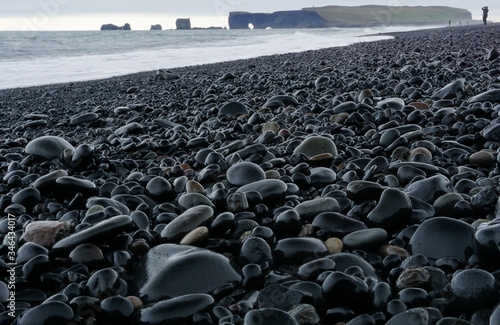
[245,308,299,325]
[342,228,388,252]
[226,162,266,186]
[12,187,41,211]
[475,221,500,268]
[294,197,341,221]
[51,215,133,255]
[17,301,74,325]
[218,101,248,116]
[236,179,287,206]
[297,257,336,280]
[274,238,328,265]
[288,304,320,325]
[114,122,143,135]
[409,217,474,261]
[449,269,498,313]
[86,267,127,298]
[404,174,453,203]
[312,212,367,238]
[25,135,75,160]
[239,236,273,266]
[322,271,369,312]
[160,205,214,243]
[131,244,241,302]
[293,136,338,158]
[139,293,214,325]
[366,189,412,232]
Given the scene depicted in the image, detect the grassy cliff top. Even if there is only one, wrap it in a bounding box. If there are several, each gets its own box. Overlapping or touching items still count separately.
[303,5,472,27]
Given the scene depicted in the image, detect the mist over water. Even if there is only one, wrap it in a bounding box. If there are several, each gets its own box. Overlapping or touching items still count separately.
[0,26,439,89]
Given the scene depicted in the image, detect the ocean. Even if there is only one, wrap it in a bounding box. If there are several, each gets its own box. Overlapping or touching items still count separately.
[0,26,440,90]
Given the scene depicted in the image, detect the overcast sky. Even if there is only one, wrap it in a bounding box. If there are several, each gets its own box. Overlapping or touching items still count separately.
[0,0,496,30]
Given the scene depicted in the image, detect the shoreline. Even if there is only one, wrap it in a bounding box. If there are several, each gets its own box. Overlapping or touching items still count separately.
[1,23,500,324]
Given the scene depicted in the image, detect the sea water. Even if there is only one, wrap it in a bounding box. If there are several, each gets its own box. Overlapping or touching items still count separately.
[0,25,440,90]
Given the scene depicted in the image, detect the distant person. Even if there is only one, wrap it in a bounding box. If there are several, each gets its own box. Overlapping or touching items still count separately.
[449,20,451,26]
[482,6,489,25]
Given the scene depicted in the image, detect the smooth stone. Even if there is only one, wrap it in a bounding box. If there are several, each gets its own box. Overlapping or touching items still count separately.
[490,304,500,324]
[309,167,336,187]
[468,89,500,103]
[160,205,214,243]
[179,226,209,246]
[185,180,205,194]
[294,198,341,221]
[346,180,384,201]
[265,95,299,107]
[218,101,248,116]
[139,293,214,325]
[146,176,174,202]
[33,170,68,192]
[55,176,98,197]
[366,188,412,231]
[436,318,474,325]
[87,267,127,297]
[114,122,143,135]
[25,135,75,160]
[20,221,73,248]
[433,193,463,217]
[327,253,378,277]
[245,308,299,325]
[100,296,134,320]
[385,312,426,325]
[293,136,338,158]
[325,238,343,254]
[449,269,498,313]
[376,97,405,109]
[431,79,465,100]
[274,238,328,265]
[51,215,133,255]
[332,101,357,114]
[342,228,388,251]
[131,244,241,302]
[258,284,305,310]
[69,243,104,267]
[226,162,266,186]
[469,151,495,167]
[322,271,369,312]
[482,123,500,142]
[12,188,41,210]
[17,301,74,325]
[262,121,280,133]
[312,212,367,237]
[16,242,48,264]
[409,217,474,261]
[236,179,287,206]
[239,236,273,266]
[297,257,336,280]
[86,198,130,215]
[70,112,99,125]
[475,222,500,267]
[288,304,320,325]
[312,212,367,238]
[404,174,453,203]
[177,193,215,211]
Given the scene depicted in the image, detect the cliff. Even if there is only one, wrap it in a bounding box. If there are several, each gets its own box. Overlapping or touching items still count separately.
[228,6,473,29]
[100,23,131,31]
[229,11,329,29]
[150,24,162,31]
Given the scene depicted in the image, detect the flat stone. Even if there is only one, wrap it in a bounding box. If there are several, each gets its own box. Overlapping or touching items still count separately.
[226,162,266,186]
[245,308,299,325]
[160,206,214,243]
[274,238,328,265]
[409,217,474,261]
[51,215,133,255]
[293,136,338,158]
[342,228,388,251]
[25,136,75,160]
[236,179,287,206]
[294,197,341,221]
[131,244,241,302]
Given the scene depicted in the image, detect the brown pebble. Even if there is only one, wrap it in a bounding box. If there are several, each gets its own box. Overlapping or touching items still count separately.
[265,170,280,179]
[469,151,495,167]
[299,224,314,237]
[325,237,343,254]
[409,102,430,110]
[379,244,410,259]
[186,180,205,194]
[126,296,143,311]
[396,266,430,290]
[180,226,209,246]
[408,147,432,162]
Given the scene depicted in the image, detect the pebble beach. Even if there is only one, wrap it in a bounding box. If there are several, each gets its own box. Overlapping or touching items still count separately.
[1,24,500,325]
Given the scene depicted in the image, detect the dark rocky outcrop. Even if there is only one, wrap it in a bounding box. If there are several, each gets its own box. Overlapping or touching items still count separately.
[229,11,329,29]
[100,23,131,31]
[229,6,474,29]
[176,18,191,30]
[150,24,162,31]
